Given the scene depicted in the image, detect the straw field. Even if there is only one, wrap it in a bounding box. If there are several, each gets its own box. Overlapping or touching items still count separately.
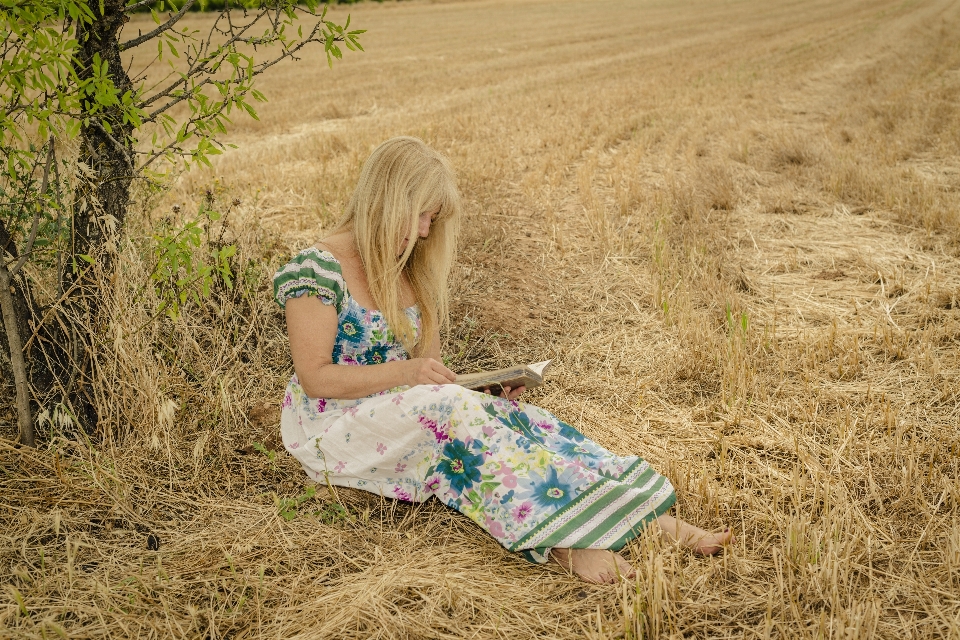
[3,0,960,636]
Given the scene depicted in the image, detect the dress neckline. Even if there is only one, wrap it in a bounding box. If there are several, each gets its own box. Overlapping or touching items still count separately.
[303,246,418,316]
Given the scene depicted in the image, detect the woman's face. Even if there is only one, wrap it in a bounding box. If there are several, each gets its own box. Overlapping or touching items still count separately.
[399,207,439,255]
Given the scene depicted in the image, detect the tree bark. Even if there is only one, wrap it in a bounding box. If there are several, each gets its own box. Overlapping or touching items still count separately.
[47,1,137,433]
[0,222,35,387]
[69,0,135,286]
[0,265,34,446]
[0,217,46,445]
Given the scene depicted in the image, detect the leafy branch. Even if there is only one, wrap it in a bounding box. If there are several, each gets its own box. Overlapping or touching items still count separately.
[148,200,237,319]
[120,0,364,170]
[0,0,364,445]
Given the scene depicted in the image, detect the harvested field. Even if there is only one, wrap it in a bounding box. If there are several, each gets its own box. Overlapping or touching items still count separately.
[3,0,960,637]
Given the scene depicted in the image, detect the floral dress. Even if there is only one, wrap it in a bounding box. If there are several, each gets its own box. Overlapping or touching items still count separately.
[274,247,676,563]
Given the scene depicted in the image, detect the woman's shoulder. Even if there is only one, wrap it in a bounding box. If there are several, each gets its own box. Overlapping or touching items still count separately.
[273,246,347,310]
[300,245,343,268]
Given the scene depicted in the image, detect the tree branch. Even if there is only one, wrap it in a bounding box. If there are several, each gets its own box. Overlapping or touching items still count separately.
[138,10,266,110]
[11,137,55,276]
[124,0,158,13]
[0,143,44,258]
[119,0,197,52]
[139,97,235,169]
[0,264,34,446]
[88,120,135,170]
[141,17,336,126]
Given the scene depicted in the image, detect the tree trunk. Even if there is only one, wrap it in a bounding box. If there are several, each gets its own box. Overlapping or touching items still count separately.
[46,1,137,433]
[3,2,136,440]
[70,0,135,285]
[0,266,34,446]
[0,219,48,445]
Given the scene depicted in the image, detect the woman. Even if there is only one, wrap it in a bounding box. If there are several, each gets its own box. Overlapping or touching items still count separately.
[274,137,733,584]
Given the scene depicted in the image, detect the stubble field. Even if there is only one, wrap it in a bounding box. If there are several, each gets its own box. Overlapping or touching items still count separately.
[3,0,960,637]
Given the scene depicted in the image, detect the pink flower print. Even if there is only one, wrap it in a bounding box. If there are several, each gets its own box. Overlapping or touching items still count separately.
[512,502,534,522]
[424,476,442,493]
[315,398,327,413]
[334,460,346,473]
[431,385,443,392]
[343,405,359,417]
[376,442,387,455]
[394,486,412,502]
[289,441,300,450]
[493,462,518,489]
[417,416,450,443]
[281,392,293,409]
[484,515,505,538]
[395,462,407,473]
[535,420,554,432]
[391,394,404,405]
[482,425,496,437]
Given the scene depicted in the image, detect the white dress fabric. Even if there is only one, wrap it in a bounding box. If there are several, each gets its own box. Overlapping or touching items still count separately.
[275,248,676,563]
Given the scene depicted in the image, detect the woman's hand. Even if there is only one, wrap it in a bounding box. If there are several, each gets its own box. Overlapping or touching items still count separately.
[402,358,457,387]
[482,385,526,401]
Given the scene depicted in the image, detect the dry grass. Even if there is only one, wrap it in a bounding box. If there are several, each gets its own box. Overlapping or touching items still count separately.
[3,0,960,637]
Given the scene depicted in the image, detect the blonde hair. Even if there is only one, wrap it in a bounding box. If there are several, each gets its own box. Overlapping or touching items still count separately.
[335,137,461,356]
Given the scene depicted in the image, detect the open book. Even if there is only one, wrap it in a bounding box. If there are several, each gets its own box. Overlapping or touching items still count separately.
[455,360,553,395]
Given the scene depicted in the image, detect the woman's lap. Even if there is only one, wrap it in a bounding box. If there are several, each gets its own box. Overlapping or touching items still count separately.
[280,383,676,562]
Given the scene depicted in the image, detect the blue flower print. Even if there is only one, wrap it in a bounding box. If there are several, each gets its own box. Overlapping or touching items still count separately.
[524,465,576,509]
[557,440,593,461]
[336,305,368,346]
[341,321,360,339]
[437,439,484,493]
[484,403,546,446]
[555,420,586,442]
[366,344,391,365]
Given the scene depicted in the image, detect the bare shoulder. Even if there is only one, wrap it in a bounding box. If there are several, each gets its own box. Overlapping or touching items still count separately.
[315,231,352,252]
[315,233,358,267]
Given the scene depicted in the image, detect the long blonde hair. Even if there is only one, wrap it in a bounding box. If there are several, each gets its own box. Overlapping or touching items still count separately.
[335,137,461,356]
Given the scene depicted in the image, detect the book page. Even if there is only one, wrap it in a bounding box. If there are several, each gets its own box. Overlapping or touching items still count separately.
[528,360,552,377]
[455,360,552,392]
[456,366,529,390]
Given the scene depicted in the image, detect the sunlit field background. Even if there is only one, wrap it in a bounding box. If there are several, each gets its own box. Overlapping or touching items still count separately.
[3,0,960,637]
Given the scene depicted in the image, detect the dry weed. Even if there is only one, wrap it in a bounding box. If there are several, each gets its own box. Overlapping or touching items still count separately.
[3,0,960,637]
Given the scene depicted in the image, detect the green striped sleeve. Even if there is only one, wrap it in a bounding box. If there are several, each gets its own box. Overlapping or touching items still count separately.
[273,247,346,313]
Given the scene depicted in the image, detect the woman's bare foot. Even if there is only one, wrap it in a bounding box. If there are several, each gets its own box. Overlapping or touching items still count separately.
[654,514,734,555]
[550,548,636,584]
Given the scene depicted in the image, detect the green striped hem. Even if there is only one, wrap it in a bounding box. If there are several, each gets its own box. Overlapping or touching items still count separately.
[510,458,674,554]
[273,248,347,312]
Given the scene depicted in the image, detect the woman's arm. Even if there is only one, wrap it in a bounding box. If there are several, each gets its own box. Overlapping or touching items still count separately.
[418,321,525,401]
[285,295,456,399]
[424,325,442,361]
